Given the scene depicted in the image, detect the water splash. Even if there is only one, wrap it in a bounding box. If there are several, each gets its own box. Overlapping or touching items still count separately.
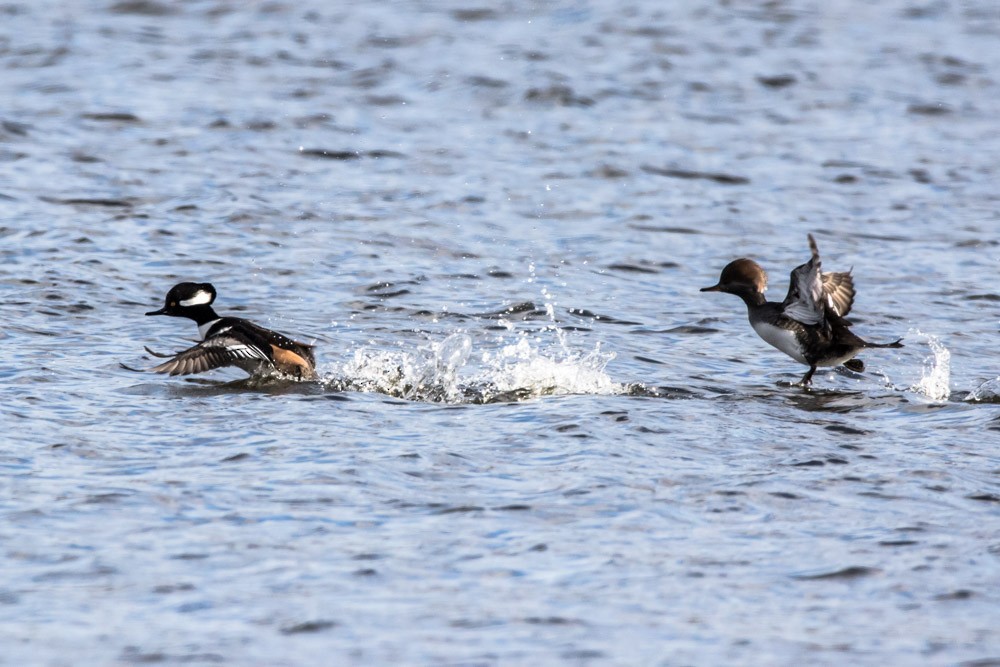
[403,332,472,402]
[965,377,1000,404]
[324,259,629,403]
[324,332,625,404]
[328,334,469,403]
[909,331,951,401]
[472,337,622,402]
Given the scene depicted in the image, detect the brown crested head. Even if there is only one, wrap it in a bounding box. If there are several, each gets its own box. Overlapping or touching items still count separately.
[701,258,767,295]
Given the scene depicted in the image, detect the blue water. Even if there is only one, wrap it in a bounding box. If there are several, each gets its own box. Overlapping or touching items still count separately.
[2,1,999,664]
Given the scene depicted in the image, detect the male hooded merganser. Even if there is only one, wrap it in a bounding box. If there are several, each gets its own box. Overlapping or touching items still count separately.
[145,282,317,379]
[701,234,902,385]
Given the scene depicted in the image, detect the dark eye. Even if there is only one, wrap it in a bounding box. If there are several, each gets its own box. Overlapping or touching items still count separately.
[170,301,177,307]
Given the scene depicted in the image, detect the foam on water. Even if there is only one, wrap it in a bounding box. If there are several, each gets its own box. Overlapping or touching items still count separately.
[909,330,952,401]
[325,331,625,403]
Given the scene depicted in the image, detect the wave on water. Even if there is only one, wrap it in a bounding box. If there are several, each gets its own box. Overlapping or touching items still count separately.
[322,331,630,404]
[909,330,951,401]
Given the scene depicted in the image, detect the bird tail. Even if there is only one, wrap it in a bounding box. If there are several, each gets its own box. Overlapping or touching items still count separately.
[864,338,903,349]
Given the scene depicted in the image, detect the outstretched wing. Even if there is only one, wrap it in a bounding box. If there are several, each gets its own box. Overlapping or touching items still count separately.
[782,235,856,325]
[820,270,855,318]
[149,335,273,376]
[781,234,826,325]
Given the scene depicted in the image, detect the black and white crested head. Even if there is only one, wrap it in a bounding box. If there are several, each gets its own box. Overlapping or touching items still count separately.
[146,282,218,320]
[172,282,216,307]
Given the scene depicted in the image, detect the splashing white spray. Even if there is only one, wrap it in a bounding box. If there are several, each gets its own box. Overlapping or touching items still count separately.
[328,332,624,403]
[327,261,628,403]
[475,337,621,400]
[332,333,471,403]
[910,330,951,401]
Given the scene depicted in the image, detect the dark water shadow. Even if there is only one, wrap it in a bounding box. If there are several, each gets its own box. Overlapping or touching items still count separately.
[781,388,908,414]
[118,375,338,399]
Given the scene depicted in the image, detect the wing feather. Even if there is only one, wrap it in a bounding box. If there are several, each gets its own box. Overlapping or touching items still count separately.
[781,234,825,325]
[781,235,857,325]
[149,335,273,376]
[820,270,855,318]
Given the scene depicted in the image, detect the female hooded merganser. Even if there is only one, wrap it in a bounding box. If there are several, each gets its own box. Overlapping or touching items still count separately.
[145,282,317,379]
[701,234,902,386]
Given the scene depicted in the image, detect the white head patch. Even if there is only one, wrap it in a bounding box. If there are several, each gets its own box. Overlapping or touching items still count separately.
[180,289,213,307]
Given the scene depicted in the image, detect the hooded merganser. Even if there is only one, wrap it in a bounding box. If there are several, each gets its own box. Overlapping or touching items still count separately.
[701,234,902,386]
[145,282,317,379]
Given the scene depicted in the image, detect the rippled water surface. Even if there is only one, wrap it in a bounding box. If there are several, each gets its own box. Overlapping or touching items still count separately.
[3,1,999,664]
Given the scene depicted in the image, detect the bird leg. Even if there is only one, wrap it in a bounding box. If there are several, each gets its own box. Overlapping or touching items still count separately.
[799,365,817,386]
